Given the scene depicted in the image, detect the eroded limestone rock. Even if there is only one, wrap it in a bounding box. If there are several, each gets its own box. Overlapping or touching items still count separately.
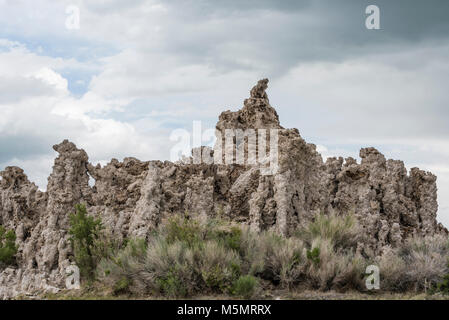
[0,79,445,298]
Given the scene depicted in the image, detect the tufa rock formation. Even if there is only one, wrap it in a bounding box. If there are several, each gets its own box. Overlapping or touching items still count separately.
[0,79,446,298]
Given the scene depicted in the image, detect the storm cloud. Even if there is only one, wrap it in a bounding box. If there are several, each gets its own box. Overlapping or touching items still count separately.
[0,0,449,225]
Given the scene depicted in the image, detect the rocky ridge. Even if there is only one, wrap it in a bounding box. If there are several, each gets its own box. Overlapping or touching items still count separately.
[0,79,445,298]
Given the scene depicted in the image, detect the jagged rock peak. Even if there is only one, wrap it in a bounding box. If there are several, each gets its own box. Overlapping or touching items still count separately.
[0,166,30,189]
[250,78,269,100]
[216,78,282,131]
[53,139,83,154]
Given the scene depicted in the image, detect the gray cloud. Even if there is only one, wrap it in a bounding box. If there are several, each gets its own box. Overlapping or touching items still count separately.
[0,135,52,163]
[1,0,449,225]
[148,0,449,75]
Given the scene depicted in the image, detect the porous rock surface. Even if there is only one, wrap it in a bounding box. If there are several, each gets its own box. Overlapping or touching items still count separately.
[0,79,446,298]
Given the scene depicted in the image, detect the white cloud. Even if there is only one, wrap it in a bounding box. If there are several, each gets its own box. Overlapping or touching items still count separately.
[0,39,170,189]
[31,67,68,92]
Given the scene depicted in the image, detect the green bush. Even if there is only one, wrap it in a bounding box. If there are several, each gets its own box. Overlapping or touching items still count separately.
[165,214,203,247]
[113,277,131,295]
[437,268,449,294]
[97,217,245,297]
[199,241,241,292]
[213,227,242,252]
[0,226,17,267]
[68,204,105,281]
[156,267,189,298]
[149,241,197,297]
[231,275,259,299]
[97,238,147,295]
[306,247,320,265]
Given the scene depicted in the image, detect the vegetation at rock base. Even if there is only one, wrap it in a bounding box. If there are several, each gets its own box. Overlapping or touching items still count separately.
[0,225,17,267]
[231,275,259,299]
[68,204,117,282]
[63,204,449,299]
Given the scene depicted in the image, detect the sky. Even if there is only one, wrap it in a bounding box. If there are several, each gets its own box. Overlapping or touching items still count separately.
[0,0,449,226]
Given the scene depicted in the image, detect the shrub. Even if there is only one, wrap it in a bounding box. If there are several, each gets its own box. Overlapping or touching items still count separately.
[98,216,245,297]
[68,204,105,281]
[307,247,320,265]
[296,213,361,249]
[113,277,131,295]
[97,212,448,297]
[235,227,268,275]
[142,239,198,297]
[199,241,241,292]
[111,238,242,297]
[291,214,366,291]
[0,226,17,267]
[379,235,449,292]
[437,265,449,294]
[402,235,449,290]
[213,226,242,252]
[97,238,147,294]
[375,246,407,291]
[264,237,305,288]
[165,214,203,247]
[231,275,259,299]
[156,266,189,298]
[305,238,365,291]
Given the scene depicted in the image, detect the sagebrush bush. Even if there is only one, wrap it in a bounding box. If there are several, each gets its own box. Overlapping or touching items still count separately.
[0,225,17,267]
[96,212,449,297]
[378,235,449,292]
[402,235,448,291]
[213,226,242,252]
[305,238,364,291]
[164,213,204,246]
[293,213,365,291]
[97,238,146,294]
[264,237,305,288]
[97,215,244,297]
[437,262,449,294]
[198,241,241,291]
[234,226,267,275]
[296,212,361,249]
[151,241,197,297]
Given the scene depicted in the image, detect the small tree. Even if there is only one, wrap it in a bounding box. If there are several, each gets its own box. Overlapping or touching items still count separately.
[0,226,18,267]
[68,204,103,281]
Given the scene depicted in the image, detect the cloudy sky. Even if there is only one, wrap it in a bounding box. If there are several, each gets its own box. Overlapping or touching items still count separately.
[1,0,449,225]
